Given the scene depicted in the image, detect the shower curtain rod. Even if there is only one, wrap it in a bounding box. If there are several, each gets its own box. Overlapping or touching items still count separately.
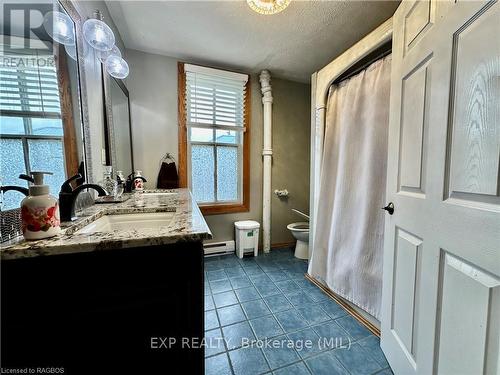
[334,42,392,84]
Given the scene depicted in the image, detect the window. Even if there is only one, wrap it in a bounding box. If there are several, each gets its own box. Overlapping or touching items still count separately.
[178,63,250,214]
[0,49,67,210]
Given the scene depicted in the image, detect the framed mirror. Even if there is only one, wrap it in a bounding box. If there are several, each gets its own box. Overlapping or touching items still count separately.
[103,73,134,175]
[0,0,90,212]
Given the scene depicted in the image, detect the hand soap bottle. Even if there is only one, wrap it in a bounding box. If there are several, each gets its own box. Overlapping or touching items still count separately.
[21,171,61,240]
[133,170,146,191]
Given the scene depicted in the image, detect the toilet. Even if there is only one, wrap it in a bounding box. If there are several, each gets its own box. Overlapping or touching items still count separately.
[287,222,309,259]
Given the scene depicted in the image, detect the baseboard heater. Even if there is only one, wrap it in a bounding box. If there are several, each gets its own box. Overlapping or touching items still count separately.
[203,240,235,255]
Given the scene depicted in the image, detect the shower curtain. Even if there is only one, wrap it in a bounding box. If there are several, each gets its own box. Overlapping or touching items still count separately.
[309,55,391,319]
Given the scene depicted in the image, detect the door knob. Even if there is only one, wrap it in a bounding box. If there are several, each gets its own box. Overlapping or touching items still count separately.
[382,202,394,215]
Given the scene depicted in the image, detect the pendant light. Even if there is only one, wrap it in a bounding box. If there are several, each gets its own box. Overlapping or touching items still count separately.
[97,45,121,63]
[83,18,115,51]
[83,10,129,79]
[64,43,76,60]
[43,11,75,45]
[65,38,89,61]
[105,55,129,79]
[46,9,129,79]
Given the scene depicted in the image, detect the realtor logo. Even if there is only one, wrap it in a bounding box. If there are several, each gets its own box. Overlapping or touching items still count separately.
[2,3,53,53]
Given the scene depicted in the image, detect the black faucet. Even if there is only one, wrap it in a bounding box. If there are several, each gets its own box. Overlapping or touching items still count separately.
[0,174,35,196]
[1,185,29,196]
[59,174,107,222]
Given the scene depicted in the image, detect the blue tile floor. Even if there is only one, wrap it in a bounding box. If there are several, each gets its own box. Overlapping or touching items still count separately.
[204,247,393,375]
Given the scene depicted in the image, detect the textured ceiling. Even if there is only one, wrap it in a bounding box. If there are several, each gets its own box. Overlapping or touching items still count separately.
[106,1,399,83]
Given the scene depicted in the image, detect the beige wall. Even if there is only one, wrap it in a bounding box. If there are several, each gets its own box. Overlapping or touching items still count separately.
[125,48,310,246]
[125,50,179,181]
[271,79,311,244]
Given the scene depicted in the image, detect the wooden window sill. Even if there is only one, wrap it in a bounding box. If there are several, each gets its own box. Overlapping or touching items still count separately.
[200,203,250,215]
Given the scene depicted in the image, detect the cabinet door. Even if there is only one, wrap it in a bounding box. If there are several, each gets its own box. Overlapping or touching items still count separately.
[1,243,204,374]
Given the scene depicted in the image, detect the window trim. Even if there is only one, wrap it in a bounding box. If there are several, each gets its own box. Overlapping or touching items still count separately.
[178,62,250,215]
[56,49,80,179]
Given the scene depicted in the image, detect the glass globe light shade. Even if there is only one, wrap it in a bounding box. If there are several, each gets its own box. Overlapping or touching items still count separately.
[247,0,291,15]
[97,45,121,63]
[65,40,89,61]
[105,55,129,79]
[65,44,77,60]
[83,18,115,51]
[43,11,75,45]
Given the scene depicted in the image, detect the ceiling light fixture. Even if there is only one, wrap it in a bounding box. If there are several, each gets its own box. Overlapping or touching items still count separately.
[85,10,129,79]
[82,18,115,52]
[97,45,122,63]
[45,9,129,79]
[247,0,291,15]
[43,11,75,45]
[105,55,129,79]
[64,37,89,61]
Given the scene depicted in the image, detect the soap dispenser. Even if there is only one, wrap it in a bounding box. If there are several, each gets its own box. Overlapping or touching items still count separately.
[100,166,118,196]
[21,171,61,240]
[133,170,146,191]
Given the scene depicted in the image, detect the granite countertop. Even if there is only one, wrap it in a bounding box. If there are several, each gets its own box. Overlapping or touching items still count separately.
[0,189,212,260]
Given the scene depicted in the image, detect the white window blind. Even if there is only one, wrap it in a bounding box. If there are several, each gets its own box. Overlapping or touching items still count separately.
[185,64,248,204]
[185,64,248,130]
[0,51,61,117]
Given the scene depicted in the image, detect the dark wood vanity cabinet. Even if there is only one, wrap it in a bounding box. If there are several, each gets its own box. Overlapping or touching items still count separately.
[1,242,204,374]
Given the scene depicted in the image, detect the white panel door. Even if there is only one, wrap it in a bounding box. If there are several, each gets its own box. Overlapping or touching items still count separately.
[381,1,500,374]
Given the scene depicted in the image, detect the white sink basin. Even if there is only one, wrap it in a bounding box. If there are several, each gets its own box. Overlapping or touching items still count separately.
[75,212,175,234]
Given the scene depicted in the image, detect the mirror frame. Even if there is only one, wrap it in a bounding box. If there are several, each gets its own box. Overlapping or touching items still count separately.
[102,72,134,173]
[0,0,92,241]
[58,0,93,183]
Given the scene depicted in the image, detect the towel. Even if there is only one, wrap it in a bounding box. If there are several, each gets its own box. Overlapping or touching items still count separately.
[157,161,179,189]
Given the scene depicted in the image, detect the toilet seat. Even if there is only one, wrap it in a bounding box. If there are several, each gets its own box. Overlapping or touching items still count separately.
[287,222,309,231]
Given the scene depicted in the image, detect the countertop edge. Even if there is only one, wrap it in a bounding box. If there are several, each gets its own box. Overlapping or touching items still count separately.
[1,189,212,260]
